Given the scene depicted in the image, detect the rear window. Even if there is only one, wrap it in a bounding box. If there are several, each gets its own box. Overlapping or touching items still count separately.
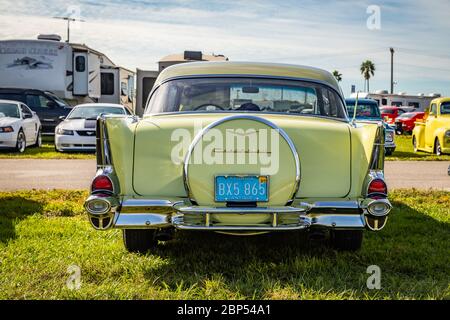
[397,112,415,119]
[145,77,347,119]
[68,106,125,119]
[346,102,380,118]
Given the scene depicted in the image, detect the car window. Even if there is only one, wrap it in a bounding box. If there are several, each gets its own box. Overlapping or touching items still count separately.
[0,103,20,118]
[440,102,450,115]
[397,112,415,119]
[26,94,53,109]
[397,109,405,115]
[146,77,346,119]
[67,106,125,119]
[45,92,69,107]
[20,104,33,117]
[346,102,380,118]
[430,103,437,115]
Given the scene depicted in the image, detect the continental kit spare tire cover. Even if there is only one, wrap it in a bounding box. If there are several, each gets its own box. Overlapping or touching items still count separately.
[183,115,300,207]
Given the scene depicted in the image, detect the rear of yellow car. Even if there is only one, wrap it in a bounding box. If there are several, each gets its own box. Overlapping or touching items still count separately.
[84,62,392,253]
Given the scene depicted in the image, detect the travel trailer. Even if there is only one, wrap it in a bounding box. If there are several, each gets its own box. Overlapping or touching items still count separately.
[350,90,441,111]
[0,34,134,110]
[135,51,228,116]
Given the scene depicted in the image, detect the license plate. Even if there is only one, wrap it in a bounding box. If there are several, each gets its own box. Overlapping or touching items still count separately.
[215,175,268,202]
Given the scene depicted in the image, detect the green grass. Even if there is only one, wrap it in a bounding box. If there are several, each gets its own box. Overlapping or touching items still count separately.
[387,135,450,161]
[0,143,95,159]
[0,189,449,300]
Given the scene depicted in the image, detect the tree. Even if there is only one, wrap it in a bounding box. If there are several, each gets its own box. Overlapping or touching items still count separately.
[332,70,342,82]
[360,60,376,92]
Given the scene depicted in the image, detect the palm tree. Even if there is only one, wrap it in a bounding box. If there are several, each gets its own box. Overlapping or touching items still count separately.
[360,60,375,92]
[332,70,342,82]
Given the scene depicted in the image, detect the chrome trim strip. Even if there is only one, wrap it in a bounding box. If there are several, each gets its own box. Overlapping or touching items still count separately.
[369,122,385,170]
[311,201,360,209]
[170,213,365,231]
[182,115,301,204]
[174,204,310,214]
[96,114,112,168]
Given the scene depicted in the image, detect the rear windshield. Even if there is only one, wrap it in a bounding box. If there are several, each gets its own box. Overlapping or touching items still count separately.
[346,102,380,118]
[145,77,347,119]
[0,103,20,118]
[396,112,415,119]
[68,106,125,119]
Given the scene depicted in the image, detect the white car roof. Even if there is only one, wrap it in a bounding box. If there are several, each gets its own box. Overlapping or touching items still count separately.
[74,103,125,108]
[0,99,20,105]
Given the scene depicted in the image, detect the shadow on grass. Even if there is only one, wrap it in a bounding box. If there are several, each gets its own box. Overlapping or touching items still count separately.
[139,201,450,298]
[0,197,43,243]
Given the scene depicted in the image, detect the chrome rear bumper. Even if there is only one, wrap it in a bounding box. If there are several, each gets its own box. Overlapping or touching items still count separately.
[85,196,391,232]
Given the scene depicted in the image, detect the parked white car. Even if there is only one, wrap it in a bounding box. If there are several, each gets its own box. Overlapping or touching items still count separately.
[0,99,42,152]
[54,103,131,152]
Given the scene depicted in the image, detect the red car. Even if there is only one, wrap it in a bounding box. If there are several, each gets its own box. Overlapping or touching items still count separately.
[380,106,408,125]
[394,112,426,134]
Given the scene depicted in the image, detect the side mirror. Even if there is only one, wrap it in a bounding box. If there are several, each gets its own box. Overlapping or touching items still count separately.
[58,116,66,121]
[23,113,33,119]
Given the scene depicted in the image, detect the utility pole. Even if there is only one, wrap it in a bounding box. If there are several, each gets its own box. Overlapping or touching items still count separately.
[390,47,394,94]
[53,16,85,42]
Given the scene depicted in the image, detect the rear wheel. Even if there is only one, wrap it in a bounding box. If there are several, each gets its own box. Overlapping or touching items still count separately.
[15,130,26,153]
[123,229,157,253]
[434,138,442,156]
[330,230,363,251]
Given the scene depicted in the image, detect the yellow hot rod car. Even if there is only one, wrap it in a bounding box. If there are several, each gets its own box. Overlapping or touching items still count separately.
[84,62,392,252]
[412,97,450,155]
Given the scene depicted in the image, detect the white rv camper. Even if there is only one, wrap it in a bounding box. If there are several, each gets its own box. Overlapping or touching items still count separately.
[135,51,228,116]
[349,90,441,111]
[0,34,135,110]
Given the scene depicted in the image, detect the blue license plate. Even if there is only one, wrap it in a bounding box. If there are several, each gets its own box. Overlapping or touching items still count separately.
[215,175,269,202]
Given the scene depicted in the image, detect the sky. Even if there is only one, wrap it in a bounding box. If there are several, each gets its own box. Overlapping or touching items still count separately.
[0,0,449,96]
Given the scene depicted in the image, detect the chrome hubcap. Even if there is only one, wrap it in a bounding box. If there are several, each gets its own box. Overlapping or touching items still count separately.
[17,134,25,152]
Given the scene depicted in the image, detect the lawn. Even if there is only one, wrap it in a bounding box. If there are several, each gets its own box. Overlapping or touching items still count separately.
[0,143,95,160]
[0,189,449,300]
[387,135,450,161]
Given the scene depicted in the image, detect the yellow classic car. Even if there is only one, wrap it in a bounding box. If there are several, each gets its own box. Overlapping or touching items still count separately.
[84,62,392,252]
[412,97,450,155]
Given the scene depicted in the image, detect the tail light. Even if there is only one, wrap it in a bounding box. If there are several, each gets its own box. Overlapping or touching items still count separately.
[368,179,387,197]
[92,175,113,193]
